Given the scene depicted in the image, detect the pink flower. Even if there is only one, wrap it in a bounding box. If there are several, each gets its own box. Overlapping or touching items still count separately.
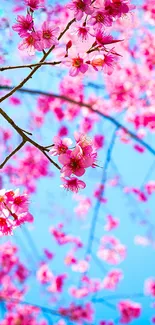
[104,0,135,18]
[65,55,88,77]
[72,24,91,41]
[24,0,45,11]
[59,145,93,177]
[12,14,33,37]
[91,52,118,74]
[104,214,119,231]
[118,300,141,323]
[61,177,86,193]
[102,269,123,290]
[95,30,122,46]
[144,278,155,297]
[37,263,53,284]
[97,235,126,264]
[67,0,93,20]
[36,22,59,50]
[18,32,41,55]
[88,8,113,28]
[50,136,72,156]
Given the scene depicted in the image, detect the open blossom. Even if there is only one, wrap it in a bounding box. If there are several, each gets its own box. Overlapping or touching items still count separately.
[104,0,135,18]
[65,55,88,77]
[36,22,59,50]
[24,0,45,11]
[67,0,93,20]
[61,177,86,193]
[50,136,72,156]
[18,32,41,55]
[59,145,93,177]
[118,300,141,323]
[12,14,33,37]
[71,24,91,41]
[88,8,113,28]
[59,302,94,323]
[91,52,118,74]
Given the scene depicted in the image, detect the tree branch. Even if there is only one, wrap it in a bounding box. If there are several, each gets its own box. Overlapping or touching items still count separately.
[0,18,75,104]
[0,107,61,170]
[0,85,154,156]
[0,140,26,169]
[0,61,61,72]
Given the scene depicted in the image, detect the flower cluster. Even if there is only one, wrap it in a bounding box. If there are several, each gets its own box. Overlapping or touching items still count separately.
[0,188,33,236]
[12,3,59,55]
[118,300,141,323]
[50,133,97,192]
[59,302,94,323]
[97,235,126,264]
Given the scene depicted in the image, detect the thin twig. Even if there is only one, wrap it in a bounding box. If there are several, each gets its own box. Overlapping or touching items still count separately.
[0,107,61,170]
[0,140,26,169]
[0,85,154,156]
[0,61,61,72]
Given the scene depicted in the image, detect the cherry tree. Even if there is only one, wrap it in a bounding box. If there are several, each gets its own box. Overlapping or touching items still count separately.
[0,0,155,323]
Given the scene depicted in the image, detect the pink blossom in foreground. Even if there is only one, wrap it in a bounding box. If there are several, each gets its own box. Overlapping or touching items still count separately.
[104,0,135,18]
[65,55,88,77]
[88,8,113,28]
[90,52,118,75]
[36,22,59,50]
[50,136,72,156]
[118,300,141,323]
[71,24,91,41]
[18,32,41,55]
[61,177,86,193]
[67,0,93,20]
[12,14,33,37]
[59,145,92,177]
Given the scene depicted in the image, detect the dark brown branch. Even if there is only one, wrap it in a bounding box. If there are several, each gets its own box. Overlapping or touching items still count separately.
[0,18,75,104]
[0,85,154,156]
[0,140,26,169]
[0,61,61,72]
[0,107,61,170]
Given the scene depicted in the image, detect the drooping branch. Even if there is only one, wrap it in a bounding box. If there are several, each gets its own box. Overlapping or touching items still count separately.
[0,85,154,156]
[0,107,61,170]
[0,18,75,104]
[85,127,118,258]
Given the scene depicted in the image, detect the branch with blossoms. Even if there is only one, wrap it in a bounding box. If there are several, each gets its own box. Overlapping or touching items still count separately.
[0,107,61,170]
[1,85,155,156]
[0,61,61,72]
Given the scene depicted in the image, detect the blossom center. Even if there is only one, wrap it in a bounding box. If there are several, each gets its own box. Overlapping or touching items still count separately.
[76,0,85,10]
[72,58,82,67]
[43,31,51,39]
[96,13,104,22]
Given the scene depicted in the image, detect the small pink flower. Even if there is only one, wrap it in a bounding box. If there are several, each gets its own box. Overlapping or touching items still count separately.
[91,52,118,74]
[36,22,59,50]
[24,0,45,11]
[118,300,141,323]
[104,214,119,231]
[18,32,41,55]
[61,177,86,193]
[50,136,72,156]
[88,9,113,28]
[144,278,155,297]
[12,14,33,37]
[67,0,93,20]
[102,269,123,290]
[72,24,91,41]
[65,54,88,77]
